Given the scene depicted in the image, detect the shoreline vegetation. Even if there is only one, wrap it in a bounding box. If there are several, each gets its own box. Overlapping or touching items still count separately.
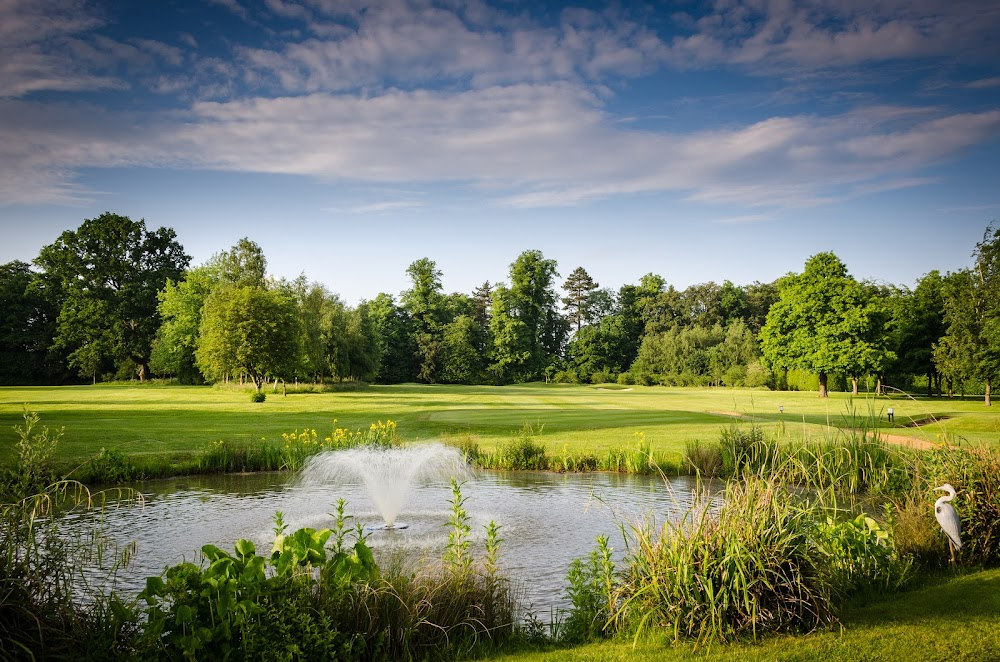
[2,383,999,660]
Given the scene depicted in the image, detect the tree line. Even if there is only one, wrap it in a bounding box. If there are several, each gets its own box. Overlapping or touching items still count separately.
[2,213,999,403]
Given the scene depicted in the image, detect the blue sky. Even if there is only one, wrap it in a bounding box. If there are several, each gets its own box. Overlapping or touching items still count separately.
[1,0,999,304]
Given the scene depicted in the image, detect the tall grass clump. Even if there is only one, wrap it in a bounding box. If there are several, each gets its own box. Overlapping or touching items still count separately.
[1,481,141,660]
[612,478,909,645]
[616,479,835,644]
[478,423,549,470]
[699,418,913,497]
[196,419,400,474]
[894,444,1000,568]
[602,432,679,475]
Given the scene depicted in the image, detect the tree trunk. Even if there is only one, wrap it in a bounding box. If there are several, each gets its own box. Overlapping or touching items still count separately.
[851,377,858,395]
[876,377,883,396]
[986,378,992,407]
[818,371,829,398]
[947,379,953,398]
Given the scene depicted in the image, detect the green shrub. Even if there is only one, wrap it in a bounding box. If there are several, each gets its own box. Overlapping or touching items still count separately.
[84,448,144,484]
[8,407,63,495]
[590,368,615,385]
[616,371,635,385]
[250,391,266,403]
[479,423,550,470]
[813,512,911,596]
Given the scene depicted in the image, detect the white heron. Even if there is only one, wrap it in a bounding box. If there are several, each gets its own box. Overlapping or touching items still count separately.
[934,483,962,563]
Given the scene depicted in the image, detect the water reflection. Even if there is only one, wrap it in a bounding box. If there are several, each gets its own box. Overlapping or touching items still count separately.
[67,471,721,615]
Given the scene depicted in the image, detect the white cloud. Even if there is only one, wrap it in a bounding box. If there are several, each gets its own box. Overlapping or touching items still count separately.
[3,83,996,210]
[665,0,1000,72]
[236,2,666,93]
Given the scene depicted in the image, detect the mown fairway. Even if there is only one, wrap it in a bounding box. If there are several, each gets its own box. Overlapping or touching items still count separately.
[2,383,998,464]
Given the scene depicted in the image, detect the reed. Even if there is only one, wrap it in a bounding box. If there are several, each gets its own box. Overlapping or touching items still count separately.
[611,477,909,646]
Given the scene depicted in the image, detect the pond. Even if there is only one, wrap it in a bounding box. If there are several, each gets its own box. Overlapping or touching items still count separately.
[67,468,719,615]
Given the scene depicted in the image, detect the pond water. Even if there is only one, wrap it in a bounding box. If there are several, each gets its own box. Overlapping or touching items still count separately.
[67,470,719,615]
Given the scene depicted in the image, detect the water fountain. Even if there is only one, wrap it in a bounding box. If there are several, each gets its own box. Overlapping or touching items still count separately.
[298,443,471,528]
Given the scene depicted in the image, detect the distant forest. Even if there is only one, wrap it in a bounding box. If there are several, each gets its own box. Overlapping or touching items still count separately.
[3,213,999,403]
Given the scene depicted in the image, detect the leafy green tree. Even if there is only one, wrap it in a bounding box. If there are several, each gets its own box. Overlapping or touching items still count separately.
[35,213,190,381]
[760,252,893,397]
[488,283,531,383]
[680,282,724,327]
[489,250,566,382]
[150,265,219,382]
[935,226,1000,405]
[401,258,447,382]
[344,305,379,381]
[899,272,946,395]
[742,280,780,333]
[213,237,267,288]
[367,293,416,383]
[195,286,301,391]
[0,261,63,384]
[441,315,485,384]
[562,266,599,332]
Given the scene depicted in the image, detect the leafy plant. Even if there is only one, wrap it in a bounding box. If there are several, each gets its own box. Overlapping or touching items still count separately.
[84,447,144,484]
[250,391,266,403]
[444,479,472,576]
[562,534,616,643]
[9,407,64,494]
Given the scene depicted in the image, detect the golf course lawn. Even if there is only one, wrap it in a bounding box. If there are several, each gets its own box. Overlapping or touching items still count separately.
[489,569,1000,661]
[1,382,997,464]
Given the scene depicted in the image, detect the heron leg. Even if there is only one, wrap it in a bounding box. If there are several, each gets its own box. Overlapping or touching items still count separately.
[949,539,956,565]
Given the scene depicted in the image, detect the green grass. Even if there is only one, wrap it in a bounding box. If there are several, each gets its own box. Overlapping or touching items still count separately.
[0,383,997,466]
[486,569,1000,661]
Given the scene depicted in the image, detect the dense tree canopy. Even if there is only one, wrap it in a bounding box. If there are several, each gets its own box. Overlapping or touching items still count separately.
[935,225,1000,405]
[195,285,302,391]
[0,261,61,384]
[760,252,894,397]
[7,213,999,401]
[34,213,190,381]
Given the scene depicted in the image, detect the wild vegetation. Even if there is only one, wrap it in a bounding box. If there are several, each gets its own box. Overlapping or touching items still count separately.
[4,216,1000,404]
[3,400,999,659]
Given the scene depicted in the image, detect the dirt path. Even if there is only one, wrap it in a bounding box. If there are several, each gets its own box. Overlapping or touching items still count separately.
[877,432,938,451]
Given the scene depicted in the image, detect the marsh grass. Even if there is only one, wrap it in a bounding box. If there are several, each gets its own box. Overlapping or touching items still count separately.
[615,479,835,645]
[611,478,910,647]
[1,481,141,660]
[689,419,913,497]
[905,443,1000,568]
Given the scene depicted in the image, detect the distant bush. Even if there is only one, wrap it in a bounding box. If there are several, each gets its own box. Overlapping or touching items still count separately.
[553,369,581,384]
[250,391,266,403]
[589,368,614,385]
[616,372,634,386]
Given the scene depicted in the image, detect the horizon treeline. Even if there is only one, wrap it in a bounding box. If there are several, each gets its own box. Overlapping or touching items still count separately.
[2,213,999,402]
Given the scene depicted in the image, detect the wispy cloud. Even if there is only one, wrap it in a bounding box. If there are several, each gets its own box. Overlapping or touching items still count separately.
[665,0,1000,72]
[967,77,1000,89]
[236,2,666,93]
[7,83,993,209]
